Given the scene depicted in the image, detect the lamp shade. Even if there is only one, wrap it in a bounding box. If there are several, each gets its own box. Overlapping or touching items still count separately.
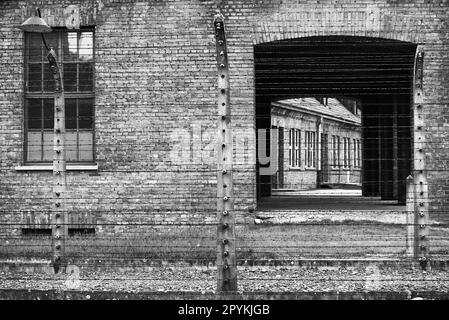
[17,15,52,33]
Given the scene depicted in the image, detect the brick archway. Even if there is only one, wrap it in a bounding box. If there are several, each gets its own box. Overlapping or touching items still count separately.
[254,35,417,204]
[250,6,424,46]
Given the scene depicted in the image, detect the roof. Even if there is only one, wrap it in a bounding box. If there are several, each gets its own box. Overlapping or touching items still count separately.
[271,98,361,125]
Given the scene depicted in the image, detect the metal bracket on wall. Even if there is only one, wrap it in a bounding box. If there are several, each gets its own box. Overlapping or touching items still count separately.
[214,13,237,292]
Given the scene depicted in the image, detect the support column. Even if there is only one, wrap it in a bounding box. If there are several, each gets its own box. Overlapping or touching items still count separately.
[256,98,272,198]
[392,95,399,200]
[362,99,381,197]
[214,14,237,292]
[380,97,394,200]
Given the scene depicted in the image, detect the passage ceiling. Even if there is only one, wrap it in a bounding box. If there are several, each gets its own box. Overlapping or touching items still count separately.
[254,36,417,99]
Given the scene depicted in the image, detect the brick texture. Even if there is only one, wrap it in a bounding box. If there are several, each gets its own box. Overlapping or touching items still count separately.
[1,0,449,244]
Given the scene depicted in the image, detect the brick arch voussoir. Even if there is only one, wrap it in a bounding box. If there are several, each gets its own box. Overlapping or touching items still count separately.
[252,25,420,45]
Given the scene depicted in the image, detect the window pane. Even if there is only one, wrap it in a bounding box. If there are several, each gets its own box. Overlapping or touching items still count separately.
[42,132,53,161]
[65,99,77,129]
[79,32,93,61]
[78,99,94,129]
[79,132,93,161]
[79,63,93,91]
[63,63,77,91]
[28,33,43,62]
[43,63,55,92]
[63,32,78,61]
[27,132,42,161]
[43,99,54,129]
[27,99,41,129]
[28,63,42,92]
[65,132,78,161]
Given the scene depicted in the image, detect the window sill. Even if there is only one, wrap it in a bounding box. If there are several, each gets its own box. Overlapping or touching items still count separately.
[15,164,98,171]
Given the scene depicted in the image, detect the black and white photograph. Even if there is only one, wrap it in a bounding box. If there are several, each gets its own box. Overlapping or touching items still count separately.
[1,0,449,310]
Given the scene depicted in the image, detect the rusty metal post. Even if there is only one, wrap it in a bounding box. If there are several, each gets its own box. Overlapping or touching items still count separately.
[412,46,428,265]
[47,49,68,273]
[214,13,237,292]
[405,175,415,257]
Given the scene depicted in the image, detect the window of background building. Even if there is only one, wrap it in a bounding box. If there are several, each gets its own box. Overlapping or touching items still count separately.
[328,134,334,167]
[24,29,94,163]
[289,129,293,166]
[353,138,361,168]
[305,131,316,168]
[357,139,361,168]
[289,128,301,168]
[294,129,300,167]
[343,137,351,169]
[332,135,340,169]
[348,138,351,168]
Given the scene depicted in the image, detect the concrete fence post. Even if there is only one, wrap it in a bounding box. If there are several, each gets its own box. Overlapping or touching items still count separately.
[412,46,429,267]
[405,175,415,257]
[214,13,237,292]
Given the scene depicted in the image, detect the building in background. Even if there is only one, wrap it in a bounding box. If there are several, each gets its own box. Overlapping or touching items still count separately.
[271,98,361,190]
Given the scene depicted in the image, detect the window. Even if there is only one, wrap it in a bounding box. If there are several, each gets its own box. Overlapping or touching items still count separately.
[353,138,359,168]
[294,129,300,167]
[347,138,351,168]
[24,29,94,162]
[289,129,293,167]
[289,128,301,168]
[329,134,333,167]
[357,140,361,168]
[305,131,316,168]
[343,137,351,169]
[332,135,340,169]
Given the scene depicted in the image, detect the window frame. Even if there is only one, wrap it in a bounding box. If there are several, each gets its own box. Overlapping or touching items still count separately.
[23,27,96,164]
[343,137,351,169]
[356,139,361,168]
[305,130,316,169]
[288,128,293,167]
[294,129,300,168]
[288,128,301,169]
[332,135,341,169]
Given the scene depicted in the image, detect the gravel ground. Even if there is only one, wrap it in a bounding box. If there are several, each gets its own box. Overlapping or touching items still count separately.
[1,265,449,295]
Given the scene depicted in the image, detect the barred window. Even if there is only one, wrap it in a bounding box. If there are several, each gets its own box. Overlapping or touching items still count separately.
[305,131,316,168]
[332,135,340,168]
[289,129,301,168]
[343,137,351,169]
[294,129,300,167]
[353,138,358,168]
[288,129,293,167]
[24,29,94,162]
[356,139,361,168]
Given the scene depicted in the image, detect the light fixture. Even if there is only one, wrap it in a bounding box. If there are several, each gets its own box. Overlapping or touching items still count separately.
[17,8,52,33]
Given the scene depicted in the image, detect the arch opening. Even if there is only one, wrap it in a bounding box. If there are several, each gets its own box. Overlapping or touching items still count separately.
[255,36,417,210]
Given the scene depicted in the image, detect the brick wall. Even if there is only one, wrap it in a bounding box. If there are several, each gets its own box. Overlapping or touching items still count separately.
[1,0,449,245]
